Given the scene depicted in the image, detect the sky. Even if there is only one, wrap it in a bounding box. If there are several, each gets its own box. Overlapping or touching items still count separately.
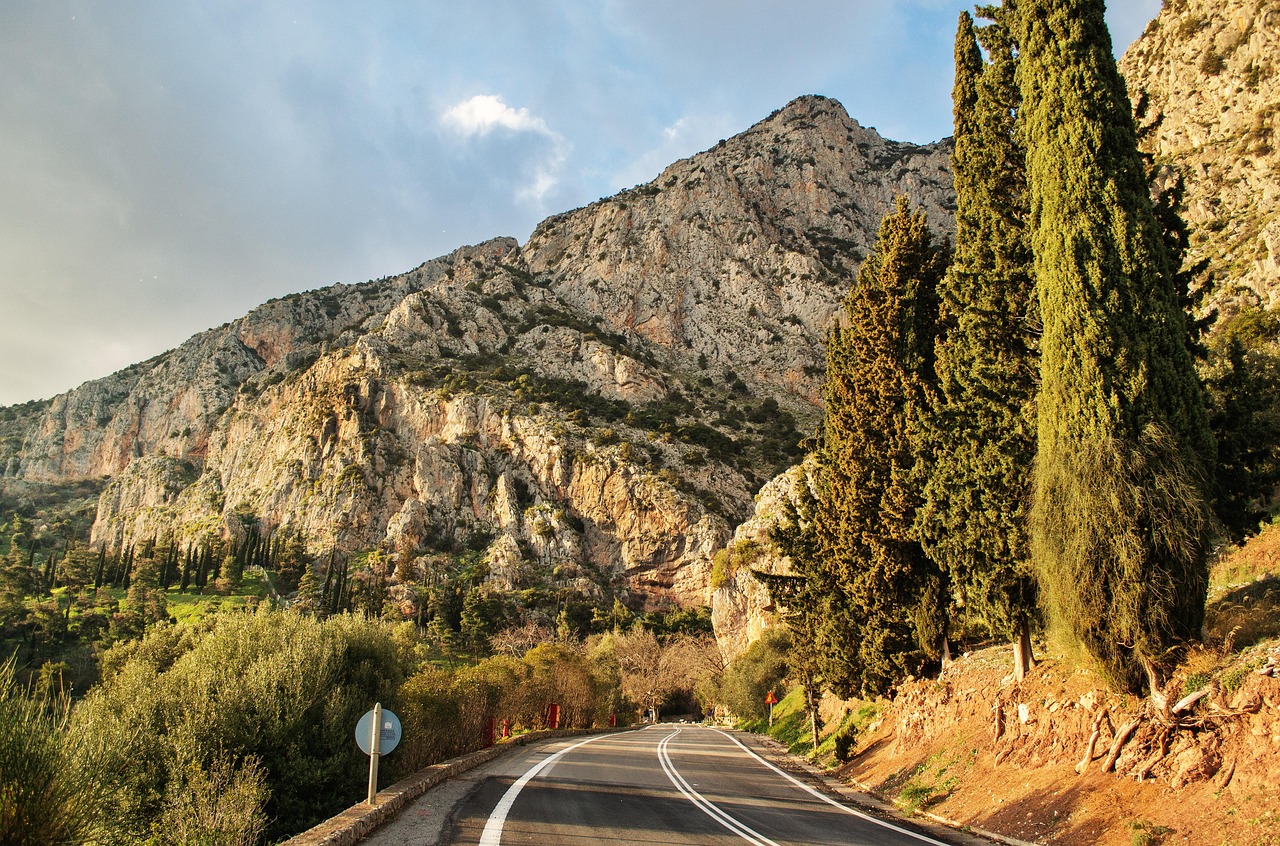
[0,0,1161,406]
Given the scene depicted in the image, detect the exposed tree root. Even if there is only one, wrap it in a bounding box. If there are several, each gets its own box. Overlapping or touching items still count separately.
[1102,717,1140,773]
[1076,706,1111,775]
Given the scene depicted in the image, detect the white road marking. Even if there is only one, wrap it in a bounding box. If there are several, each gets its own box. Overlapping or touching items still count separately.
[711,727,953,846]
[478,733,615,846]
[657,729,781,846]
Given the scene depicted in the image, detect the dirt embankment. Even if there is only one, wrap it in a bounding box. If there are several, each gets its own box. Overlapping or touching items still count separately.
[838,643,1280,846]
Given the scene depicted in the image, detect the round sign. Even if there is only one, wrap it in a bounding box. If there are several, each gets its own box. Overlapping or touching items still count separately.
[355,708,402,755]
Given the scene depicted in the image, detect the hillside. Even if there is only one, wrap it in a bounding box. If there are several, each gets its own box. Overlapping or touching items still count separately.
[0,95,952,615]
[817,526,1280,846]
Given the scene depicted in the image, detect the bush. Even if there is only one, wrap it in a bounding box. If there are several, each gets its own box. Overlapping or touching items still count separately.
[0,658,105,845]
[73,608,406,843]
[833,727,858,763]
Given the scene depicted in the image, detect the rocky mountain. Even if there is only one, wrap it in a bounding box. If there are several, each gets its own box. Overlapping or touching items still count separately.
[1119,0,1280,311]
[0,95,953,616]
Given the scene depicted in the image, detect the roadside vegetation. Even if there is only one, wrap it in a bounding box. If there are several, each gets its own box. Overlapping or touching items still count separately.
[0,493,729,844]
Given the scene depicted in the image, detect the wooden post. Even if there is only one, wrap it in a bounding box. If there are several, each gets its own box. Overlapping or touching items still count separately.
[367,702,382,805]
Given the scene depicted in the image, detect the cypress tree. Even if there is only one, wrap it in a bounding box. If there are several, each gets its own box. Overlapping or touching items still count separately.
[810,197,947,698]
[1013,0,1214,695]
[918,9,1039,680]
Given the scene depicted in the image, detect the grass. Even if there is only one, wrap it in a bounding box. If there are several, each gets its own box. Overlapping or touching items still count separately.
[164,570,271,624]
[740,685,817,757]
[888,752,960,815]
[1200,523,1280,661]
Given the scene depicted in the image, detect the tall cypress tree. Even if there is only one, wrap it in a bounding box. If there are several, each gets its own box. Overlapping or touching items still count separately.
[919,9,1039,680]
[1013,0,1214,695]
[810,196,947,698]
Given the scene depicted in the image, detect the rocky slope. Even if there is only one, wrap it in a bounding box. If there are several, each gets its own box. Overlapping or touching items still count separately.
[1120,0,1280,312]
[1,95,954,613]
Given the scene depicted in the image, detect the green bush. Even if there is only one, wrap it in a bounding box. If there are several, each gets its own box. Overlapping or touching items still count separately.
[73,608,405,843]
[0,658,106,846]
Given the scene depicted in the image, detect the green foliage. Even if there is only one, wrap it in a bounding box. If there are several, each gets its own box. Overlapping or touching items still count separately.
[0,658,106,846]
[75,609,405,843]
[152,751,268,846]
[709,540,760,590]
[717,628,790,721]
[1202,332,1280,541]
[1015,0,1214,692]
[918,8,1038,655]
[395,642,622,774]
[789,198,947,698]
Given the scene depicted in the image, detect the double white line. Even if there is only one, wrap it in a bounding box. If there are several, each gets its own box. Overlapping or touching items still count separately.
[657,729,780,846]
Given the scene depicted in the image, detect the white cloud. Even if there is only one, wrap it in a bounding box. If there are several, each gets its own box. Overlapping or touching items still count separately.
[442,94,551,137]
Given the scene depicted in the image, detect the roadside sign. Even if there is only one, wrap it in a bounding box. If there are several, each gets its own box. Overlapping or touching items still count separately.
[356,707,402,756]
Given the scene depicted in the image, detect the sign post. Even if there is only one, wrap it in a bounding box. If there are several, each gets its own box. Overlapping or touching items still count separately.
[355,703,402,806]
[765,690,778,727]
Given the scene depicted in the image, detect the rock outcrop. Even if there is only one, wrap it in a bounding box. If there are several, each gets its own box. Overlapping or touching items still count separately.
[3,95,955,614]
[1119,0,1280,310]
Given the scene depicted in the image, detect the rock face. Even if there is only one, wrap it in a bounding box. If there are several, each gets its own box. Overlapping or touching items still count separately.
[2,95,955,614]
[1119,0,1280,309]
[710,464,811,661]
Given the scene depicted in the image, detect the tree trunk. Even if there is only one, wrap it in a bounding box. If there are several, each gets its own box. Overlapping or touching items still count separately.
[808,687,820,752]
[1012,619,1034,682]
[1141,655,1170,717]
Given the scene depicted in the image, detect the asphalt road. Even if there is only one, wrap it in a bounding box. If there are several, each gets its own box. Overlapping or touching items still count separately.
[439,725,964,846]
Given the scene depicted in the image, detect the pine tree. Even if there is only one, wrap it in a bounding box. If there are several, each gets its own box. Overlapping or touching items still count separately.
[810,197,947,698]
[918,9,1039,680]
[1013,0,1214,695]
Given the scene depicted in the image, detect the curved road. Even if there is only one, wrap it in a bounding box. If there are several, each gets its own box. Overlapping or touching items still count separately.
[442,725,962,846]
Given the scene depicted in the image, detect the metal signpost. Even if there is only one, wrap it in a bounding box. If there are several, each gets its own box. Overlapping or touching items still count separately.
[355,703,402,805]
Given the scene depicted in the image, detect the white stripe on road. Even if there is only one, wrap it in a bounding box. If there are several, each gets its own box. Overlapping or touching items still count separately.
[657,729,781,846]
[478,733,615,846]
[711,727,952,846]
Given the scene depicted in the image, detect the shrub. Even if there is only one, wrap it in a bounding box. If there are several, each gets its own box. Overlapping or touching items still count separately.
[73,609,405,843]
[0,658,106,846]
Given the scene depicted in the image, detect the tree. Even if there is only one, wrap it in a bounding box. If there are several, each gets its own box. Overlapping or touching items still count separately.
[611,626,680,722]
[1203,331,1280,540]
[1014,0,1215,696]
[716,627,789,722]
[918,9,1039,680]
[800,197,947,699]
[762,481,838,746]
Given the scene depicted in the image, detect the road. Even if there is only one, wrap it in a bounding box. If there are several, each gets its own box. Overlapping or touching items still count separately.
[437,725,964,846]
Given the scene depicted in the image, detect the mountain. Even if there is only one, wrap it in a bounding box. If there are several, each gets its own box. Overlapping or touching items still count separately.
[0,95,953,615]
[1119,0,1280,311]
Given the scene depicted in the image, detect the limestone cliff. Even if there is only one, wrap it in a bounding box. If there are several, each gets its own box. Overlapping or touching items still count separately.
[1120,0,1280,309]
[3,95,954,614]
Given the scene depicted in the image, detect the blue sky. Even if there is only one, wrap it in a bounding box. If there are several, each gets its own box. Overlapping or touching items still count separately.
[0,1,1161,405]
